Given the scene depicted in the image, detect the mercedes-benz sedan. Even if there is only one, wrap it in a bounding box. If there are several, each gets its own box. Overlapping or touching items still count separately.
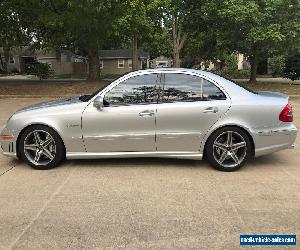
[0,68,297,171]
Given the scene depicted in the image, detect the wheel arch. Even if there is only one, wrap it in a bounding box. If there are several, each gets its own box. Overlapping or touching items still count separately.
[16,123,66,159]
[203,124,255,158]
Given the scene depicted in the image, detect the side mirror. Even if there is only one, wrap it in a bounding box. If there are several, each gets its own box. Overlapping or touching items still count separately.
[93,96,104,110]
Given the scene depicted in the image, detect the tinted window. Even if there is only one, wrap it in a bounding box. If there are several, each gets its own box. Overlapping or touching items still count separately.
[161,73,226,102]
[104,74,159,106]
[202,78,226,100]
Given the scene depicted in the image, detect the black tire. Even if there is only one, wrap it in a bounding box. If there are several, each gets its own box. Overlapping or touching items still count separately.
[18,125,65,170]
[205,126,252,172]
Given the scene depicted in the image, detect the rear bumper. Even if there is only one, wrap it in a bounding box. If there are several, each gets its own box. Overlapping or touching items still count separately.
[254,125,297,157]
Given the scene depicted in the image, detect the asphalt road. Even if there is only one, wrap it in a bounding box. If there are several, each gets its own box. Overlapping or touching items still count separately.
[0,97,300,250]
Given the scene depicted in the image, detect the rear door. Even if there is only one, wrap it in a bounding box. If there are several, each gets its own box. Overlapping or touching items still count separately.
[156,73,231,152]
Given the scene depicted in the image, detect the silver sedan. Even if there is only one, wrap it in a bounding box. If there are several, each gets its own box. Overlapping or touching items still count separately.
[0,68,297,171]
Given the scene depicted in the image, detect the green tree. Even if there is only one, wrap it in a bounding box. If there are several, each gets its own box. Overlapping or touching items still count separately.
[32,0,121,80]
[114,0,165,70]
[159,0,191,67]
[0,0,33,72]
[204,0,300,82]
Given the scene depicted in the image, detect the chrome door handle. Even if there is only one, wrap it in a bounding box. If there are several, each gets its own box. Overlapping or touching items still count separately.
[203,107,218,113]
[139,110,155,117]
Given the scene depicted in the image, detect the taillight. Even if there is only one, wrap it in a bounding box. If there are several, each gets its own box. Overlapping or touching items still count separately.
[279,103,293,122]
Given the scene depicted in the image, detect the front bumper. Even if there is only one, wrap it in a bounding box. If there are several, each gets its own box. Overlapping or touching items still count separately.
[0,126,18,158]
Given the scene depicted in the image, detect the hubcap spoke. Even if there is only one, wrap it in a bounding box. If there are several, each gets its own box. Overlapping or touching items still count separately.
[33,131,41,144]
[34,150,42,163]
[218,150,228,164]
[226,131,233,146]
[214,142,227,151]
[24,144,38,151]
[42,137,53,148]
[42,148,54,160]
[230,150,239,164]
[231,142,246,150]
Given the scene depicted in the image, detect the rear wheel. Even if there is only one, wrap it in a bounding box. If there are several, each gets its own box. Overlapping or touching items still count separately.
[18,125,65,170]
[205,127,252,171]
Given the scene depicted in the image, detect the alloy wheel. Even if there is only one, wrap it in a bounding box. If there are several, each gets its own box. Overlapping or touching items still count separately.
[212,130,247,168]
[23,130,56,166]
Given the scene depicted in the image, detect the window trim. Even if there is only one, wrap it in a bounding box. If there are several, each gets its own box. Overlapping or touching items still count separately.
[118,59,125,68]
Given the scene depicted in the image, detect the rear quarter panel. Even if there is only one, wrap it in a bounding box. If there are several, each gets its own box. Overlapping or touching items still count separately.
[200,93,297,156]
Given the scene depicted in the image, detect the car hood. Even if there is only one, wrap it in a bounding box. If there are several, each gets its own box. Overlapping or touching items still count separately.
[16,96,82,113]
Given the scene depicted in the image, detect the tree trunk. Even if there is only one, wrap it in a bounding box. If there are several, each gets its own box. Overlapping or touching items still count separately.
[173,50,180,67]
[0,52,4,69]
[172,12,186,68]
[87,48,100,80]
[250,46,259,83]
[132,34,139,71]
[3,46,10,73]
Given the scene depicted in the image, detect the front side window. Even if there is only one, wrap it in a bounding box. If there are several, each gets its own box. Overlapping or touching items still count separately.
[161,73,226,102]
[104,74,160,106]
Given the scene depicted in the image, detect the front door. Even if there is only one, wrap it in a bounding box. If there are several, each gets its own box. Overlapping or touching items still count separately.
[156,73,231,152]
[82,73,160,152]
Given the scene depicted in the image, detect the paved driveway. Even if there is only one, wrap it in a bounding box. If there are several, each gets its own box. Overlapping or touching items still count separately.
[0,97,299,250]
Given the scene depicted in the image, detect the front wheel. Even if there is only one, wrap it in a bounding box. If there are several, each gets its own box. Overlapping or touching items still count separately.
[205,127,252,172]
[18,125,65,170]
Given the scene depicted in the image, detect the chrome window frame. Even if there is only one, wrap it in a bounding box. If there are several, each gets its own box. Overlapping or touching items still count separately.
[87,69,231,108]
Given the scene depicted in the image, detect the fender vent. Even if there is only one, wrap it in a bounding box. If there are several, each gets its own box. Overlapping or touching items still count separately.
[8,142,14,153]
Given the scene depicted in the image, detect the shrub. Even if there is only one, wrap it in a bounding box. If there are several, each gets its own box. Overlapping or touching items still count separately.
[283,55,300,81]
[10,67,20,74]
[0,67,6,74]
[269,56,286,77]
[218,69,250,79]
[31,63,54,80]
[224,54,238,73]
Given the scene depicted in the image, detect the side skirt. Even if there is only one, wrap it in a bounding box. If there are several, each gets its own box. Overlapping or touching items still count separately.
[66,151,203,160]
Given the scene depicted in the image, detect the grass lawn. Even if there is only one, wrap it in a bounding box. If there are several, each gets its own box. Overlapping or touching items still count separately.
[0,80,110,96]
[0,79,300,96]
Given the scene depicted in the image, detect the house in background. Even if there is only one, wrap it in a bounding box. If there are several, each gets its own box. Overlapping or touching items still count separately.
[0,46,87,75]
[198,53,251,71]
[0,46,29,73]
[35,49,87,75]
[150,56,173,68]
[99,49,149,75]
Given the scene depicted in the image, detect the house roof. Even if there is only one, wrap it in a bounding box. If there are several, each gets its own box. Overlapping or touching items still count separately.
[99,49,149,59]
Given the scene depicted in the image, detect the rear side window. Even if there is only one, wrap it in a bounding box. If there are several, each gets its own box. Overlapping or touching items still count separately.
[202,78,227,100]
[160,73,226,103]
